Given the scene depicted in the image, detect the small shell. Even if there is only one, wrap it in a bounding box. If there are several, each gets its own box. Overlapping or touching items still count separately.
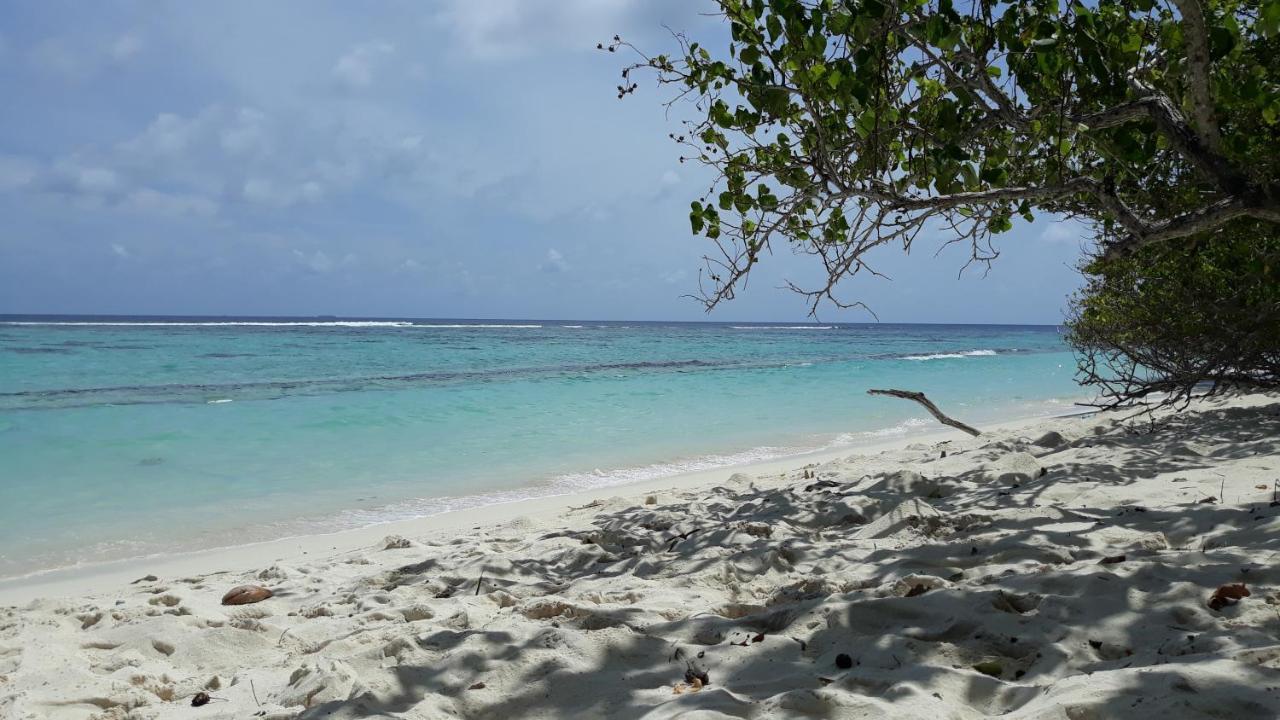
[221,584,273,605]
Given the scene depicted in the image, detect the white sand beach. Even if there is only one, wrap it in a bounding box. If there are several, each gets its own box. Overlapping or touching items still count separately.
[3,392,1279,719]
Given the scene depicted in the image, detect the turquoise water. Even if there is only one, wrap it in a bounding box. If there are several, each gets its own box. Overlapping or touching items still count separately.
[0,316,1082,578]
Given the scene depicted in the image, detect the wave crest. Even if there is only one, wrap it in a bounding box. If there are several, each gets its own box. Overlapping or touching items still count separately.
[902,349,1000,361]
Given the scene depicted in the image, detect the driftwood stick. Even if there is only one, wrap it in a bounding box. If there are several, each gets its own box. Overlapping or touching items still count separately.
[867,389,982,437]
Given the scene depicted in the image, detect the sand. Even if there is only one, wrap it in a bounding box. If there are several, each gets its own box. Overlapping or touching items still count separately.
[2,392,1279,719]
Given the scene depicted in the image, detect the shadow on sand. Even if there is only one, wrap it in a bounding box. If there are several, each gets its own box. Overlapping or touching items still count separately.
[300,399,1280,719]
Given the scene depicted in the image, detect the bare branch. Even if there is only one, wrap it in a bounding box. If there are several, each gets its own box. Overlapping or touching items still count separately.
[867,389,982,436]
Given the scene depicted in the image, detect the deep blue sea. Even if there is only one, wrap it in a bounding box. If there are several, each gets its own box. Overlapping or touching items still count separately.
[0,316,1083,578]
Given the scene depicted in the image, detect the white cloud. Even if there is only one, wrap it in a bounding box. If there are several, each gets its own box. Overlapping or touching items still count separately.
[437,0,635,59]
[219,108,268,155]
[110,34,142,62]
[65,163,122,196]
[1040,223,1081,245]
[126,188,218,217]
[111,243,129,258]
[121,112,205,156]
[243,178,323,207]
[660,268,687,285]
[539,248,570,273]
[660,170,681,185]
[332,41,395,89]
[293,249,334,274]
[0,155,37,191]
[26,32,145,79]
[292,249,356,274]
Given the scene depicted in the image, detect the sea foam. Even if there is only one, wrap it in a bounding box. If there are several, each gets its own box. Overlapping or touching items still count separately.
[902,349,1000,361]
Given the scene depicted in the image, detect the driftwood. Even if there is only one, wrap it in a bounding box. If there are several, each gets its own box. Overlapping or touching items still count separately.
[867,389,982,437]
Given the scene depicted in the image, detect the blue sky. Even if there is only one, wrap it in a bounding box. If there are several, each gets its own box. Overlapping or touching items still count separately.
[0,1,1090,323]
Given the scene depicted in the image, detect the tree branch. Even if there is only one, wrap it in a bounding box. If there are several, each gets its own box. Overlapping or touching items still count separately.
[1101,198,1280,258]
[1122,78,1250,198]
[867,389,982,436]
[838,173,1276,260]
[1169,0,1223,154]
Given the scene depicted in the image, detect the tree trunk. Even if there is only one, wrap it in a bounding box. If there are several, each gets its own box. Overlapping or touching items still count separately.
[867,389,982,437]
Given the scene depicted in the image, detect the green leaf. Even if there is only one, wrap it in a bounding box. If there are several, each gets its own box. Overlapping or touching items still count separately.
[1262,0,1280,37]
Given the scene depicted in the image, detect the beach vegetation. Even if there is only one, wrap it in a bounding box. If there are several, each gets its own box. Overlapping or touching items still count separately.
[1067,220,1280,407]
[608,0,1280,315]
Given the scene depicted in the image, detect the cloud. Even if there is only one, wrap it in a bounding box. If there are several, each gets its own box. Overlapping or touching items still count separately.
[110,34,142,62]
[111,243,129,258]
[539,248,570,273]
[243,178,323,207]
[660,170,680,185]
[220,108,269,155]
[121,112,207,157]
[43,161,124,200]
[125,188,218,217]
[1040,223,1082,245]
[660,268,687,285]
[292,249,335,274]
[332,41,395,89]
[0,156,37,191]
[437,0,635,59]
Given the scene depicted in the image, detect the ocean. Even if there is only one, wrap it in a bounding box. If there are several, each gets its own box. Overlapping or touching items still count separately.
[0,316,1083,579]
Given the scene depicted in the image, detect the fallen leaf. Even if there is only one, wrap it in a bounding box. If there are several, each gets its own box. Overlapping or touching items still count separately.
[191,691,211,707]
[1256,485,1268,490]
[973,661,1003,677]
[684,667,710,686]
[1208,583,1250,611]
[752,633,765,643]
[1099,555,1127,565]
[835,653,853,669]
[468,682,486,690]
[1199,496,1218,504]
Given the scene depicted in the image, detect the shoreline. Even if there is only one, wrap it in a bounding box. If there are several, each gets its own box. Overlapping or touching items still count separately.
[4,391,1276,719]
[0,407,1083,606]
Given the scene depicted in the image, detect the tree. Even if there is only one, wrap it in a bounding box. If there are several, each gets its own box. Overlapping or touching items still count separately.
[609,0,1280,314]
[1067,219,1280,408]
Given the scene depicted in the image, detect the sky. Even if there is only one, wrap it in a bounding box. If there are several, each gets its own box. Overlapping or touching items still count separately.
[0,1,1091,324]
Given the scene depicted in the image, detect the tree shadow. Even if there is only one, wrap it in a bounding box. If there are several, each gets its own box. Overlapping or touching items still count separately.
[293,398,1280,719]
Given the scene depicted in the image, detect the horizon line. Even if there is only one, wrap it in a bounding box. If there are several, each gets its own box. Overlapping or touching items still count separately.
[0,312,1066,327]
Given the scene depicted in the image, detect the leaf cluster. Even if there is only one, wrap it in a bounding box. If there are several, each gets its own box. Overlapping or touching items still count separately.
[612,0,1280,313]
[1066,219,1280,408]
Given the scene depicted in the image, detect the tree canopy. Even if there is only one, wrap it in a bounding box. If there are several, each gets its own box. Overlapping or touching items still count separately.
[1068,220,1280,408]
[610,0,1280,313]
